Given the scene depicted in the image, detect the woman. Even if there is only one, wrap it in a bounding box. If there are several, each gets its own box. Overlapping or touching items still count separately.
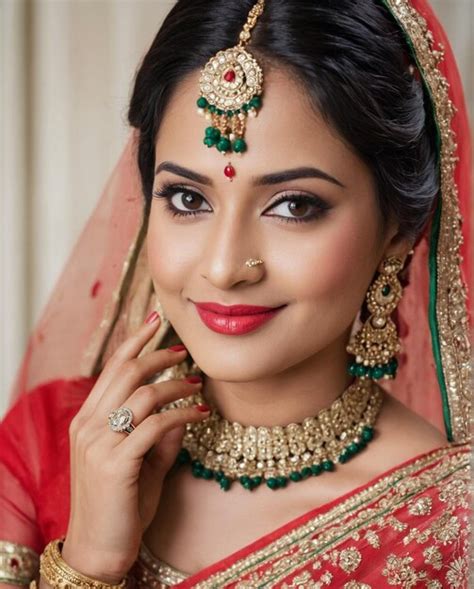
[0,0,471,587]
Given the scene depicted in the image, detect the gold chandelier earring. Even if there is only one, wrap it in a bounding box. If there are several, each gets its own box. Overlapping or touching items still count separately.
[347,256,404,380]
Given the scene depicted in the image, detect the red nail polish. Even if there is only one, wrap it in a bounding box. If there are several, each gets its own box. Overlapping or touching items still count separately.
[195,404,211,412]
[186,375,202,384]
[145,311,160,324]
[168,344,187,352]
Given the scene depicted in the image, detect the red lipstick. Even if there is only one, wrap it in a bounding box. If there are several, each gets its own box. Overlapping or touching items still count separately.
[193,301,286,335]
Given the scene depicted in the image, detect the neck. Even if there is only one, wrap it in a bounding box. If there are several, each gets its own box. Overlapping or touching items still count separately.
[201,328,354,426]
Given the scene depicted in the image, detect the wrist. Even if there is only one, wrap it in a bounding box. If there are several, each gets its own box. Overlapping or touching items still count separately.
[60,537,131,585]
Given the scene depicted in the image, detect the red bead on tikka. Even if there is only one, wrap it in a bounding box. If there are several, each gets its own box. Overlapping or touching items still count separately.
[224,163,236,181]
[223,69,236,82]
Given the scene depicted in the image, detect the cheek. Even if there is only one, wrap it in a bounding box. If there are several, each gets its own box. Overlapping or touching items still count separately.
[146,205,201,295]
[273,208,381,328]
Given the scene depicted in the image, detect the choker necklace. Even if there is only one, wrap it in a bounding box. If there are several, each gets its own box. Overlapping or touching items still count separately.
[167,378,383,492]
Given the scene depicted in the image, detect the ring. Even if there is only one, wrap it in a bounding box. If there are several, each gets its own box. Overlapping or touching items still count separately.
[108,407,136,434]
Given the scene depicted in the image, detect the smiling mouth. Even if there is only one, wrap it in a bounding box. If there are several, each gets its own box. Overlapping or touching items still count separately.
[192,301,287,335]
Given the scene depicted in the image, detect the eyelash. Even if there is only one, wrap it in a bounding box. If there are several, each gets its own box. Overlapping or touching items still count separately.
[152,181,331,224]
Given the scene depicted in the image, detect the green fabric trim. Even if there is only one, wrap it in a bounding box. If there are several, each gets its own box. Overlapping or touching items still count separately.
[379,1,453,440]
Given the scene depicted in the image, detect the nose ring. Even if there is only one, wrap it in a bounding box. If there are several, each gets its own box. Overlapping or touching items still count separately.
[245,258,264,268]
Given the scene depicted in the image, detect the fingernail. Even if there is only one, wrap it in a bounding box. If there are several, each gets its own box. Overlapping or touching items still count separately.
[145,311,160,324]
[185,375,202,384]
[195,404,211,413]
[168,344,187,352]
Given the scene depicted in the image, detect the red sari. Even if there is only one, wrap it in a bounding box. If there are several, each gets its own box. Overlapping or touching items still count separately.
[0,377,470,588]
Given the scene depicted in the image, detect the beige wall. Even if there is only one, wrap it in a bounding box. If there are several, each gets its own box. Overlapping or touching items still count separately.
[1,0,473,417]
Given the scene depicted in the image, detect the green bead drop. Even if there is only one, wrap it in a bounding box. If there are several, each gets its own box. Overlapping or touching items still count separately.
[250,95,262,108]
[219,477,231,491]
[322,459,335,471]
[217,138,231,153]
[266,477,278,490]
[196,96,208,108]
[301,467,312,479]
[311,464,323,475]
[355,364,367,377]
[277,476,288,487]
[177,448,191,464]
[233,138,247,153]
[203,137,217,147]
[362,426,374,442]
[382,284,391,296]
[289,471,302,482]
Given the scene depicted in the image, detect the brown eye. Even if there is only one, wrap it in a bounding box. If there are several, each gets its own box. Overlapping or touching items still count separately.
[287,199,310,217]
[179,192,204,210]
[265,194,330,223]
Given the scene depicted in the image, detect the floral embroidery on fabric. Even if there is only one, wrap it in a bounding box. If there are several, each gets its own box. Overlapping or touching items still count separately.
[130,445,470,588]
[381,554,426,586]
[408,495,433,516]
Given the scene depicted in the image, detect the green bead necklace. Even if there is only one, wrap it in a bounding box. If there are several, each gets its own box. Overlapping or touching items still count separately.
[169,378,382,492]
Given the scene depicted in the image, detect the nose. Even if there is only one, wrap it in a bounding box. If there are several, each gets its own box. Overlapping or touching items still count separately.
[199,215,265,290]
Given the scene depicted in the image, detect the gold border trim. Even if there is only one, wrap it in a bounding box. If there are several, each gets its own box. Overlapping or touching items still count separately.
[382,1,471,442]
[194,443,469,587]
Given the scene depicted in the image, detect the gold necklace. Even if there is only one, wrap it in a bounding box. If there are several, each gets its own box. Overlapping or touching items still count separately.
[167,377,383,491]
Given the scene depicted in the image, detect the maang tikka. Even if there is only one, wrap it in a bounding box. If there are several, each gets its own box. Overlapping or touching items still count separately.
[196,0,266,181]
[347,256,404,381]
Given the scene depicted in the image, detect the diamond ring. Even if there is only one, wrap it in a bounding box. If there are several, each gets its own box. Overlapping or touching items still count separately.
[108,407,136,434]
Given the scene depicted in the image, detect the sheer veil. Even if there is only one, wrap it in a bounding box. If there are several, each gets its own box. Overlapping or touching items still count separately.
[6,0,472,444]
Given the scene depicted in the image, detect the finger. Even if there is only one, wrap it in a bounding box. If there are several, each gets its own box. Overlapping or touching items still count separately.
[105,377,204,432]
[117,405,211,460]
[79,313,162,417]
[94,346,189,417]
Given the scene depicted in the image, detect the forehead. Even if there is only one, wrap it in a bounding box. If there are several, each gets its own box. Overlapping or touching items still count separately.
[155,67,368,188]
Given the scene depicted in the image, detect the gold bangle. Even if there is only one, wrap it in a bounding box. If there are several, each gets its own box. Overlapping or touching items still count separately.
[39,538,128,589]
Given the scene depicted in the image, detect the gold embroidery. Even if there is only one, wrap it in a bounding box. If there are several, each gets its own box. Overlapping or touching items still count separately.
[364,529,381,549]
[383,0,472,444]
[385,515,408,532]
[423,546,443,570]
[343,583,371,589]
[0,541,39,586]
[426,582,443,589]
[337,548,362,573]
[430,513,461,544]
[445,557,469,588]
[382,554,427,587]
[137,445,467,588]
[408,495,432,516]
[439,478,469,509]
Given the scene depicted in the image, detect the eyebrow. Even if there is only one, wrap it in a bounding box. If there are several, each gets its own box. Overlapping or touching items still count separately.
[154,161,346,189]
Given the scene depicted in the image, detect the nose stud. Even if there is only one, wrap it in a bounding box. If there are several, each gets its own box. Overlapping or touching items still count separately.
[245,258,264,268]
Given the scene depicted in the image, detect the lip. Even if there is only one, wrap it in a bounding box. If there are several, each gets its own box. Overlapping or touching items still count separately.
[193,301,286,335]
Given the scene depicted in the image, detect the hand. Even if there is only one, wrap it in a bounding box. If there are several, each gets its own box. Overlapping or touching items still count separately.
[62,314,209,583]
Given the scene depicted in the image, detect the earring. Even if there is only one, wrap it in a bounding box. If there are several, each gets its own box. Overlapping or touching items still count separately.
[347,256,404,380]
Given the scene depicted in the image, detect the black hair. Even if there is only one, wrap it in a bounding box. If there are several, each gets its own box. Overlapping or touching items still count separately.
[128,0,439,241]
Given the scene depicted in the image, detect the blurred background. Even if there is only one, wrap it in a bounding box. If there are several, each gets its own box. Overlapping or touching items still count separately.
[0,0,473,417]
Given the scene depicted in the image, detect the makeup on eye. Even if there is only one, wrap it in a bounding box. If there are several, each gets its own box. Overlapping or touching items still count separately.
[152,181,333,223]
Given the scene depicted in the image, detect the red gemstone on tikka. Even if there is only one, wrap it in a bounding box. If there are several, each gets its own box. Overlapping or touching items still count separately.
[224,164,236,180]
[9,558,19,569]
[223,69,236,82]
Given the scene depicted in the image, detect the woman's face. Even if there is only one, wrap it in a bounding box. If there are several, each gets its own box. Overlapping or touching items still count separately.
[148,68,404,381]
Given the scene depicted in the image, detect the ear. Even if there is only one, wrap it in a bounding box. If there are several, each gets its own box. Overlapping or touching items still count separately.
[380,223,415,269]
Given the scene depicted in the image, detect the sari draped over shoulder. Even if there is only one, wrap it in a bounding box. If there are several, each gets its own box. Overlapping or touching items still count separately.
[0,0,472,587]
